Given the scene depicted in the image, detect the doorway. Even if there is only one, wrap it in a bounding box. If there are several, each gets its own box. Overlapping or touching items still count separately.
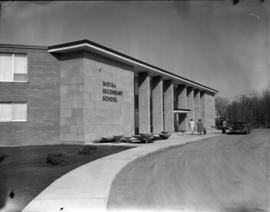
[174,113,187,132]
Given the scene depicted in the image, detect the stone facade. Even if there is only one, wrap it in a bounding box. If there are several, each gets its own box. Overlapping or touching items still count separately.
[194,89,201,123]
[138,72,151,133]
[84,53,134,141]
[163,80,174,131]
[200,91,206,125]
[177,85,187,109]
[60,52,134,142]
[177,85,188,130]
[152,77,163,133]
[59,52,85,142]
[187,88,194,122]
[204,92,216,129]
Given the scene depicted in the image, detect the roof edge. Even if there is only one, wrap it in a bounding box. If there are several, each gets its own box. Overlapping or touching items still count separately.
[0,44,48,50]
[49,39,219,94]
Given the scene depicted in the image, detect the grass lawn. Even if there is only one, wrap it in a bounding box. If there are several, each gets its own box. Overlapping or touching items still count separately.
[0,144,132,212]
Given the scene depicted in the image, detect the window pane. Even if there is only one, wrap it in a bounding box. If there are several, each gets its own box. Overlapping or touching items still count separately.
[0,54,13,81]
[13,103,27,121]
[14,54,27,74]
[0,103,12,121]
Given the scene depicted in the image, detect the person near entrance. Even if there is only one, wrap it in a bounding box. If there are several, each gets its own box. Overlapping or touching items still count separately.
[189,119,195,135]
[197,119,204,135]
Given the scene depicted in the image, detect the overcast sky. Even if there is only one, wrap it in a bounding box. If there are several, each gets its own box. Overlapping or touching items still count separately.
[0,0,269,98]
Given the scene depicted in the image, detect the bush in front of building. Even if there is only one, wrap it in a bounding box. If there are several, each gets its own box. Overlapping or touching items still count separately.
[113,135,124,143]
[46,153,65,166]
[119,136,130,143]
[78,145,97,155]
[100,136,115,143]
[137,133,154,143]
[159,131,172,139]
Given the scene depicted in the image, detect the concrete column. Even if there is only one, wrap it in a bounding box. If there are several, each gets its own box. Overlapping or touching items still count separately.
[200,91,206,125]
[138,72,151,133]
[163,80,174,132]
[194,89,201,123]
[187,87,194,124]
[177,85,187,130]
[177,85,187,109]
[205,93,215,129]
[152,77,163,133]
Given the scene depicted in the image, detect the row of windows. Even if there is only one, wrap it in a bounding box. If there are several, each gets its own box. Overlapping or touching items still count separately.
[0,103,27,122]
[0,53,28,82]
[0,53,28,121]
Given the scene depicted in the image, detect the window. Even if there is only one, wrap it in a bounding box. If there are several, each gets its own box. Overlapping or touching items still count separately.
[0,103,27,121]
[0,53,27,81]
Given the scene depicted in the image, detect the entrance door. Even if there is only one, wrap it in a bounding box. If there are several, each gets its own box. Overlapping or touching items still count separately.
[174,113,187,132]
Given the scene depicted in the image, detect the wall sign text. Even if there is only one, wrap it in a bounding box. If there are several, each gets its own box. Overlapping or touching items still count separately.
[102,81,123,103]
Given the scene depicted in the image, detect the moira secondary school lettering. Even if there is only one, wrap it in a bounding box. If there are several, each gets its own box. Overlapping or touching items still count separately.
[102,81,123,102]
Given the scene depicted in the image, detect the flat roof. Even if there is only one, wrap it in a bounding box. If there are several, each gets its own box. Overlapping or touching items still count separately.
[0,44,48,50]
[48,39,218,94]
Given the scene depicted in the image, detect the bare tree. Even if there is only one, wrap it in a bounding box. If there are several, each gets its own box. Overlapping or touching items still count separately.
[263,90,270,128]
[225,89,270,128]
[215,96,229,118]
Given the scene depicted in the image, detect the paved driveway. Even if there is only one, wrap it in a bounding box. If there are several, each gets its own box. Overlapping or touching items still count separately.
[108,130,270,212]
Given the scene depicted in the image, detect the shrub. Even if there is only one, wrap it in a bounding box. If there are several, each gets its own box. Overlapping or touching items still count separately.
[100,137,114,143]
[78,146,97,155]
[129,137,141,143]
[46,153,65,166]
[113,135,124,143]
[152,134,162,141]
[159,131,172,139]
[120,137,131,143]
[140,133,154,143]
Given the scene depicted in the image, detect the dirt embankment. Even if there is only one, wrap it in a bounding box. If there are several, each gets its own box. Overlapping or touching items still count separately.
[107,130,270,212]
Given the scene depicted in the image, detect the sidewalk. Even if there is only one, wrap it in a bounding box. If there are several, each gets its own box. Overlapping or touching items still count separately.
[22,132,220,212]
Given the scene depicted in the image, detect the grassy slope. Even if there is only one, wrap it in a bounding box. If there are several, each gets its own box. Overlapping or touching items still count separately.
[0,144,131,211]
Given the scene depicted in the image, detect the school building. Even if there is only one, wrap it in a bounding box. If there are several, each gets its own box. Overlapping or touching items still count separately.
[0,40,218,145]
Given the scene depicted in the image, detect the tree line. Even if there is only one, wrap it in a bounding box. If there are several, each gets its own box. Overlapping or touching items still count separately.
[215,90,270,128]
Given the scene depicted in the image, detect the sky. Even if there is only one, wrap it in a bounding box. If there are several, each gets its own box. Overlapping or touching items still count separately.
[0,0,269,98]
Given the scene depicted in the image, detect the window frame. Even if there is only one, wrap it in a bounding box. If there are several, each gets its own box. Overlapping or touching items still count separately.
[0,102,27,122]
[0,53,28,82]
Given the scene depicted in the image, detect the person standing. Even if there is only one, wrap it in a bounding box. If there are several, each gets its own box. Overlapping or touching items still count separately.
[189,119,195,135]
[197,119,204,135]
[222,119,227,134]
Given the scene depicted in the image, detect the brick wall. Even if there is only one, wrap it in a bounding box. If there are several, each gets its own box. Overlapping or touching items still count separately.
[0,46,60,146]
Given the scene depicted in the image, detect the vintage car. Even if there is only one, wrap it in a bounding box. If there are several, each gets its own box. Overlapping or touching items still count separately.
[227,121,251,134]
